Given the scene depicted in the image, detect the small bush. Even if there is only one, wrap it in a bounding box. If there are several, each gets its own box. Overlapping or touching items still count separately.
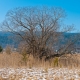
[0,45,3,52]
[18,42,29,66]
[54,57,59,67]
[5,45,12,54]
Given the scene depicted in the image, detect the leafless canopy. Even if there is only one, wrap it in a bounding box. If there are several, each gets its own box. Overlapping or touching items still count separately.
[1,6,75,60]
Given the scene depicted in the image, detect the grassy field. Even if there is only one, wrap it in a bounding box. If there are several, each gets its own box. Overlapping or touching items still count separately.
[0,52,80,80]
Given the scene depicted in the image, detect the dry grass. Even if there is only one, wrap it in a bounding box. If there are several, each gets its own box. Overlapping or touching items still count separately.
[0,52,22,68]
[0,52,80,68]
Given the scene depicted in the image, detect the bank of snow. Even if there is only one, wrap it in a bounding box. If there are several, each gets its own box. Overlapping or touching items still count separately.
[0,68,80,80]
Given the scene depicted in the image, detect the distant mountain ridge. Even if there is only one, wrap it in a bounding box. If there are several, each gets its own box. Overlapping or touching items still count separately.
[0,31,18,48]
[0,31,80,50]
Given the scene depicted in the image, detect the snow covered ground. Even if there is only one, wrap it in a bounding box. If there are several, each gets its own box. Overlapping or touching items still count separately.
[0,68,80,80]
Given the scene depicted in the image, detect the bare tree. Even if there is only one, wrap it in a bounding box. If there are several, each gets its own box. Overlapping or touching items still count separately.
[1,6,77,60]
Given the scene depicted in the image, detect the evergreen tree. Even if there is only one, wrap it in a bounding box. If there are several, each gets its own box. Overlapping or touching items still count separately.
[0,46,3,52]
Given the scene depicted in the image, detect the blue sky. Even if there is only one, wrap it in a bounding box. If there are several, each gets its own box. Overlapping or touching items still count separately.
[0,0,80,32]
